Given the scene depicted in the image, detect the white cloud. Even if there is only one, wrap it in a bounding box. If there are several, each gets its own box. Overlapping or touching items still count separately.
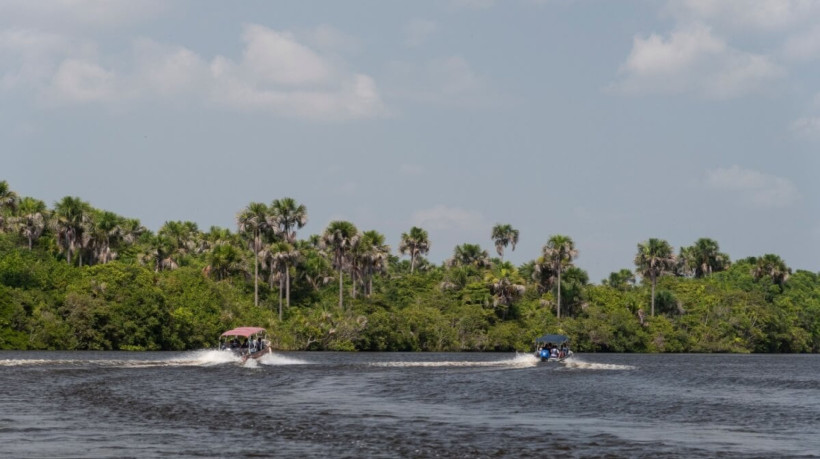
[300,25,361,55]
[664,0,820,30]
[0,28,95,91]
[133,39,208,96]
[704,165,800,208]
[1,24,385,120]
[613,24,784,98]
[404,19,437,47]
[46,58,118,103]
[789,117,820,138]
[239,25,332,87]
[411,205,485,231]
[783,25,820,61]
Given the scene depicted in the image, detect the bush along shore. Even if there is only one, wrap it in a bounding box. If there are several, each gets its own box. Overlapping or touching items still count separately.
[0,181,818,352]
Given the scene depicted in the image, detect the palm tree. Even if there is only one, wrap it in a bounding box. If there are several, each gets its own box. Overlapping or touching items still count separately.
[447,243,491,269]
[140,234,177,272]
[121,218,147,246]
[491,224,519,261]
[16,197,48,250]
[269,198,307,308]
[486,267,526,319]
[542,235,578,320]
[53,196,90,265]
[679,238,730,278]
[300,244,334,291]
[356,230,390,297]
[86,210,124,264]
[261,241,301,320]
[237,203,270,307]
[398,226,430,273]
[0,180,19,232]
[159,221,200,264]
[531,255,557,294]
[321,221,359,309]
[269,198,307,243]
[752,254,791,289]
[603,268,636,290]
[634,238,676,317]
[207,243,245,281]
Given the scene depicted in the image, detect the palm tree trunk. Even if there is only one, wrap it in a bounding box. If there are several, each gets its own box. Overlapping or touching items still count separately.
[285,262,291,310]
[253,234,259,307]
[651,275,656,317]
[410,252,416,273]
[338,268,344,310]
[279,275,284,321]
[557,269,562,320]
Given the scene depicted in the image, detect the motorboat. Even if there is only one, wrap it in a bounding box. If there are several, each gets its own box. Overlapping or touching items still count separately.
[219,326,272,362]
[534,333,573,362]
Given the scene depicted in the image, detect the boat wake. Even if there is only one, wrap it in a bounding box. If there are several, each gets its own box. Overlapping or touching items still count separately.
[561,357,635,370]
[371,353,539,369]
[257,353,309,366]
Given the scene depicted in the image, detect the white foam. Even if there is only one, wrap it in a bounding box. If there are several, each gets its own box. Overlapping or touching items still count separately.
[257,353,309,365]
[371,353,540,369]
[561,357,635,370]
[163,349,242,366]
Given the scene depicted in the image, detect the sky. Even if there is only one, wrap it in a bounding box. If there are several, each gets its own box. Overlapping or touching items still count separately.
[2,0,818,282]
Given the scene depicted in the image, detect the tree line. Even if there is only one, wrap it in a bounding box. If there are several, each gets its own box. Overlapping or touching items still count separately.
[0,180,817,352]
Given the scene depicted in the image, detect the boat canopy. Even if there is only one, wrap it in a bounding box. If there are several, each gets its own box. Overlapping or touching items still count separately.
[535,334,569,344]
[220,327,266,338]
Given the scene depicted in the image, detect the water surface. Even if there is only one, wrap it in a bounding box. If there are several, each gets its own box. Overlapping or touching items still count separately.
[1,351,817,457]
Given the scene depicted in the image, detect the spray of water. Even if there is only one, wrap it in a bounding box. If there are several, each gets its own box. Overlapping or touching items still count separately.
[371,353,540,369]
[257,353,309,366]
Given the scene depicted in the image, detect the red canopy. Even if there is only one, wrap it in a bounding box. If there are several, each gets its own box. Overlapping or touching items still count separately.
[220,327,266,338]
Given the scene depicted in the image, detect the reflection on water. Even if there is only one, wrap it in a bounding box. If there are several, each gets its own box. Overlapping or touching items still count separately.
[0,351,817,457]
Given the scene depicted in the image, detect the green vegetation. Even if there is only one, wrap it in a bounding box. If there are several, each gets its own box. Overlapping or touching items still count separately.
[0,180,818,353]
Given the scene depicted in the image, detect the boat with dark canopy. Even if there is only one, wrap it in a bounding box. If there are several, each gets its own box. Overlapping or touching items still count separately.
[219,327,272,362]
[534,334,573,362]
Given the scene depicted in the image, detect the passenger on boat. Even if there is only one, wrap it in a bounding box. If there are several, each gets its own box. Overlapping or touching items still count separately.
[257,337,264,351]
[560,344,569,358]
[550,346,559,358]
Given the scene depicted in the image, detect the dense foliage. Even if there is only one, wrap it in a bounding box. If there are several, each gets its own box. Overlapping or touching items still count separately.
[1,181,817,352]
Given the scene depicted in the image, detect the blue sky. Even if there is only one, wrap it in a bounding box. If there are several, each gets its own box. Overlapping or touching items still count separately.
[2,0,818,282]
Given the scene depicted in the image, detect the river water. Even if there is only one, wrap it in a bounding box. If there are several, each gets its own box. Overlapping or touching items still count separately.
[1,351,818,458]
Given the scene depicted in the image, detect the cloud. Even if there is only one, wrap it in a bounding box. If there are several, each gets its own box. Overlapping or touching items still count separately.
[404,19,437,47]
[45,58,118,103]
[612,24,784,98]
[783,25,820,61]
[300,25,361,55]
[664,0,820,30]
[0,28,96,91]
[1,24,385,120]
[704,165,800,208]
[789,117,820,139]
[411,205,485,231]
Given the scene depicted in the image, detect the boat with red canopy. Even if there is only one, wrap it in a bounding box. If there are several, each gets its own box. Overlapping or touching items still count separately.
[219,326,272,361]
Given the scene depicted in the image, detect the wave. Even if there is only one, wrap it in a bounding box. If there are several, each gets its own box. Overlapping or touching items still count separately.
[257,353,310,366]
[370,353,540,369]
[561,357,635,370]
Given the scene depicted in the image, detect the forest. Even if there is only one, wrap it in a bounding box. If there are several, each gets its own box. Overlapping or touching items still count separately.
[1,180,818,353]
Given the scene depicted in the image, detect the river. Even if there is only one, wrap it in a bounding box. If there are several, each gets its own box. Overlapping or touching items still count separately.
[1,351,818,457]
